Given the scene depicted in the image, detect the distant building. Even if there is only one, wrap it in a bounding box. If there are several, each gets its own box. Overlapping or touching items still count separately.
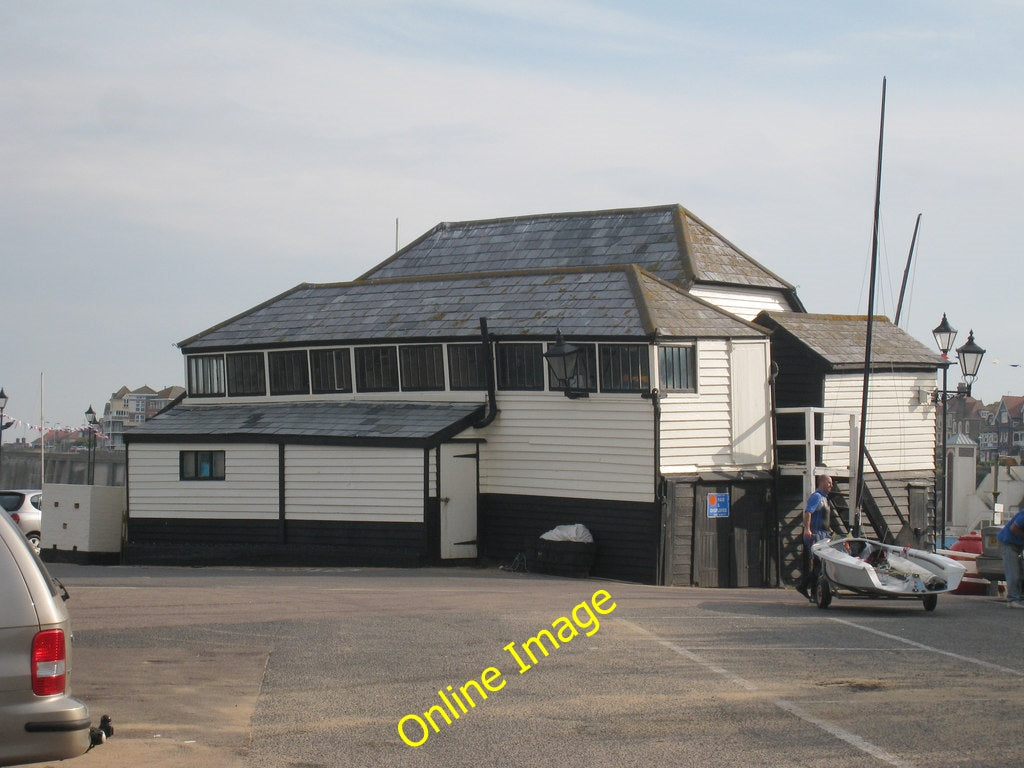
[976,395,1024,462]
[103,385,185,448]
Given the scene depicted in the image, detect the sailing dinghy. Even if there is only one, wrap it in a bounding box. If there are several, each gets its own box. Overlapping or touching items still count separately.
[811,537,966,611]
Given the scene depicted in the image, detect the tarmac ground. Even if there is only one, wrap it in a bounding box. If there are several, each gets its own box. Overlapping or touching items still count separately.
[33,563,1024,768]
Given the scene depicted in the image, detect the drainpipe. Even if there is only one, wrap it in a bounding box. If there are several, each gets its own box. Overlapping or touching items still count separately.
[644,383,664,584]
[473,317,499,429]
[769,360,782,587]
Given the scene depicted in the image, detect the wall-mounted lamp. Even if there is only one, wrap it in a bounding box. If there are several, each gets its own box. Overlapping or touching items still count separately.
[543,331,589,399]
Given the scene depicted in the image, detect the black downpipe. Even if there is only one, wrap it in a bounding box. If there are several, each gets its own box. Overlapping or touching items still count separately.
[278,443,286,544]
[474,317,499,428]
[769,360,782,587]
[645,381,664,584]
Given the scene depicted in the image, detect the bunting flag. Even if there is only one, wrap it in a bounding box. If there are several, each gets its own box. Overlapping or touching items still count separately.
[2,414,112,442]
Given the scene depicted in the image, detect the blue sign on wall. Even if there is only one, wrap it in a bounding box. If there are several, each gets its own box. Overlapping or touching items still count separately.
[707,492,730,518]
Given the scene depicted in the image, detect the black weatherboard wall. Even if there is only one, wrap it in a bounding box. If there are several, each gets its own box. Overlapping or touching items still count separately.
[479,494,660,584]
[125,518,428,567]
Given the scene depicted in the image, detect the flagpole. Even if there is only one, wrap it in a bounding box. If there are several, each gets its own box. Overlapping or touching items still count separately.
[40,372,45,488]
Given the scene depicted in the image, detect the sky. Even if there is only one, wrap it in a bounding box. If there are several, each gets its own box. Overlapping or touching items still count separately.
[2,0,1023,435]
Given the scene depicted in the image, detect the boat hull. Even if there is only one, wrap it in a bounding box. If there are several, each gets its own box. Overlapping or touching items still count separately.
[812,538,965,598]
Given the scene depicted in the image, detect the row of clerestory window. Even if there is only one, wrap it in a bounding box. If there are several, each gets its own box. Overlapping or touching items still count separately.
[186,342,695,398]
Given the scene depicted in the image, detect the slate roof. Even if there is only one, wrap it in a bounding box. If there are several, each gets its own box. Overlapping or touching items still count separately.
[124,400,485,447]
[754,311,944,371]
[361,204,803,307]
[180,266,765,352]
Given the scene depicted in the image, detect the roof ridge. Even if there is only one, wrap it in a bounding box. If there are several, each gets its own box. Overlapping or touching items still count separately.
[315,264,646,289]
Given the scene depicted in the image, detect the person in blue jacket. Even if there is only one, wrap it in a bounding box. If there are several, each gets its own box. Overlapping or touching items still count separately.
[796,474,833,600]
[997,509,1024,608]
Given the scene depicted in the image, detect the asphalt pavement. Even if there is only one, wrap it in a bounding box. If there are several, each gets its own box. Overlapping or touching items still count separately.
[36,564,1024,768]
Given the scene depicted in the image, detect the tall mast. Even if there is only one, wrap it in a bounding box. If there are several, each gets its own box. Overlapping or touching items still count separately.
[855,77,887,532]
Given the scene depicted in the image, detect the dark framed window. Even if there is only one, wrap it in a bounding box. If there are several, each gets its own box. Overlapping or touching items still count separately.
[448,344,487,390]
[180,450,226,480]
[226,353,266,396]
[659,345,696,391]
[546,342,597,393]
[599,344,650,392]
[310,348,353,393]
[269,350,310,395]
[354,346,399,392]
[496,343,544,390]
[400,345,445,391]
[187,355,225,397]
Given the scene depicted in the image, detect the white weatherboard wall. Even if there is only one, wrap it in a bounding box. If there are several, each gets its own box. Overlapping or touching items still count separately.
[285,445,424,522]
[689,286,791,322]
[478,393,655,503]
[660,339,772,474]
[822,372,936,473]
[128,443,280,520]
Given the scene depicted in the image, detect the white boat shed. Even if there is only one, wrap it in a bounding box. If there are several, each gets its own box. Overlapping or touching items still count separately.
[123,204,940,586]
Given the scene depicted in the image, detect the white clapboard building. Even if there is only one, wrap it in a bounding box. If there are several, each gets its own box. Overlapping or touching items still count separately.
[124,205,941,586]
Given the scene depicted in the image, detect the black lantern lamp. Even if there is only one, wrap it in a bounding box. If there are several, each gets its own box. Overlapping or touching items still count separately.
[544,331,588,399]
[931,314,957,358]
[956,330,985,394]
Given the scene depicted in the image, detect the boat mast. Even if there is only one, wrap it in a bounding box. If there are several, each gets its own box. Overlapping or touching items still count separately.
[893,212,921,327]
[855,77,887,534]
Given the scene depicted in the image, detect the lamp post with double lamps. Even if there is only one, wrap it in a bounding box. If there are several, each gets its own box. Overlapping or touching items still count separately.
[932,315,986,549]
[85,405,99,485]
[0,388,8,482]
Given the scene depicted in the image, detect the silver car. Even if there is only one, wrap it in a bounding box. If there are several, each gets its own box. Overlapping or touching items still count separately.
[0,510,111,766]
[0,490,42,550]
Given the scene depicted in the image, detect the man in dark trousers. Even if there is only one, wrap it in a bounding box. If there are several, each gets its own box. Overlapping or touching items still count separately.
[997,508,1024,608]
[797,474,833,600]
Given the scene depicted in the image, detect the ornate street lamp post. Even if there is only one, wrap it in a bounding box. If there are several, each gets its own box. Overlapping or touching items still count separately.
[0,388,8,482]
[932,316,985,549]
[85,405,99,485]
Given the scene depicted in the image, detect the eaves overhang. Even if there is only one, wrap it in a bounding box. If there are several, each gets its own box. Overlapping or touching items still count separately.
[124,400,487,449]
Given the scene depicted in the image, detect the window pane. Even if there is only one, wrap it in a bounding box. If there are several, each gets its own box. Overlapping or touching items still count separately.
[546,343,597,392]
[400,345,445,391]
[496,344,544,390]
[448,344,487,390]
[180,450,226,481]
[659,346,696,391]
[354,346,399,392]
[310,348,353,393]
[226,353,266,396]
[268,350,310,395]
[599,344,650,392]
[187,355,225,396]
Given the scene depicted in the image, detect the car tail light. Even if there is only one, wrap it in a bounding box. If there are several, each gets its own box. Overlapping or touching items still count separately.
[10,512,20,523]
[31,629,67,696]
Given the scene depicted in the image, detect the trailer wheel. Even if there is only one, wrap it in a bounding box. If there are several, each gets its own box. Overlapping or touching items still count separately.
[816,576,832,609]
[922,594,938,612]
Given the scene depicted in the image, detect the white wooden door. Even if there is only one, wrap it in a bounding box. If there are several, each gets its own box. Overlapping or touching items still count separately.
[730,341,772,465]
[440,444,478,559]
